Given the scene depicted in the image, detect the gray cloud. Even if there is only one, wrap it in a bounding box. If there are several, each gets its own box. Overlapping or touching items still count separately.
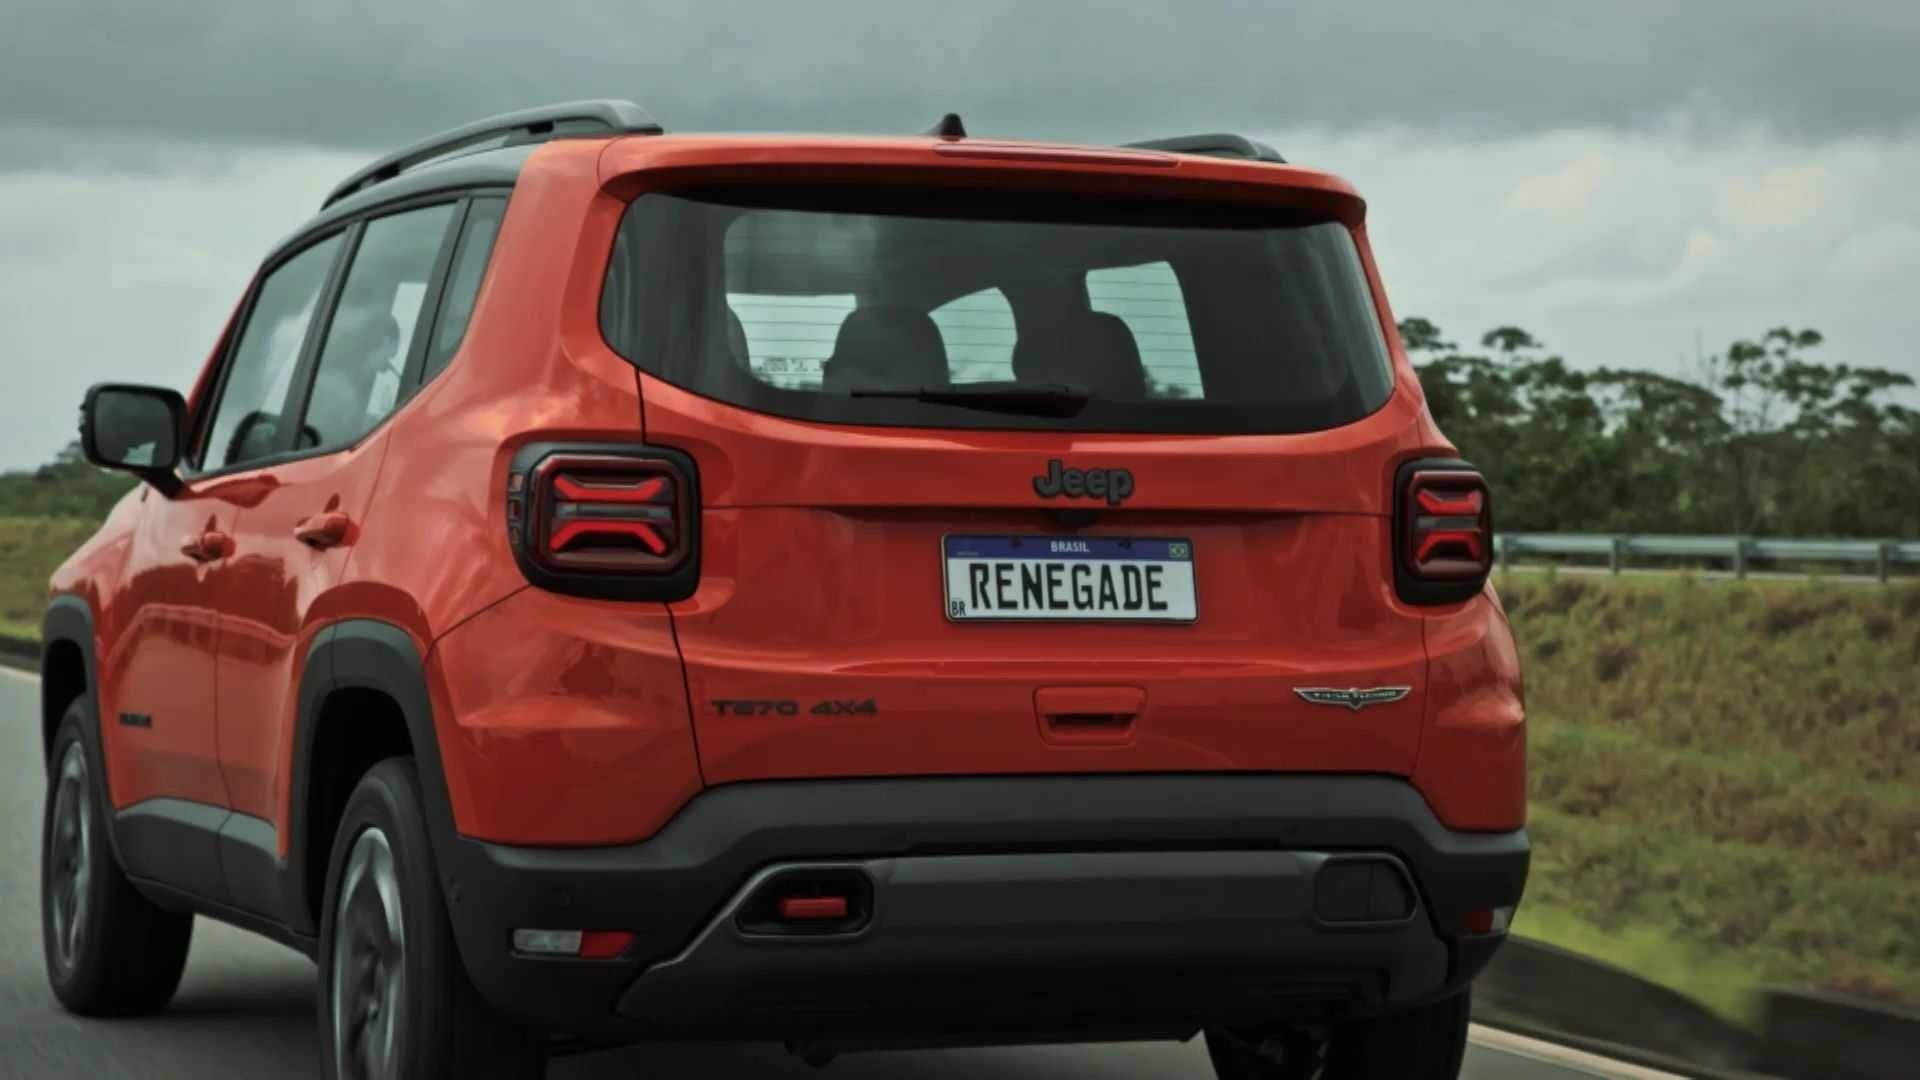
[2,3,1917,471]
[3,0,1918,166]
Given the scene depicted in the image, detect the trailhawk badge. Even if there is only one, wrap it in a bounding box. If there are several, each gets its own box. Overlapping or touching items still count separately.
[1294,686,1412,712]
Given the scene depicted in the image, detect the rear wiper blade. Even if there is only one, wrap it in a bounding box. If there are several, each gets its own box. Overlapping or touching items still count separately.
[848,381,1092,416]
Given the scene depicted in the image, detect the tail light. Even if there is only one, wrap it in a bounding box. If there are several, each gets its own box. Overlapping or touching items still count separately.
[507,443,701,601]
[1395,459,1492,605]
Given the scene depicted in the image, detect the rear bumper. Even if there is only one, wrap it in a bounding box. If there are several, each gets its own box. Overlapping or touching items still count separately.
[434,774,1528,1040]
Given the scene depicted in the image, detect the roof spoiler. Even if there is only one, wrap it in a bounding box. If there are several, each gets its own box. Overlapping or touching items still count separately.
[322,99,663,210]
[1122,133,1285,164]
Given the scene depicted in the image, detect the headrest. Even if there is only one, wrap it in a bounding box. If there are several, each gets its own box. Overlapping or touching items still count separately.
[725,307,750,371]
[1011,311,1148,399]
[331,306,402,362]
[822,307,950,393]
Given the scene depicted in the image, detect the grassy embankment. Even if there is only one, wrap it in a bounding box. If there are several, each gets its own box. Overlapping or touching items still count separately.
[1502,569,1920,1023]
[0,467,131,640]
[2,498,1915,1023]
[1,516,100,641]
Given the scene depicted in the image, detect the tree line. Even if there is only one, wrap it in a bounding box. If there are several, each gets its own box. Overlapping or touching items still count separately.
[1401,319,1920,538]
[6,323,1918,538]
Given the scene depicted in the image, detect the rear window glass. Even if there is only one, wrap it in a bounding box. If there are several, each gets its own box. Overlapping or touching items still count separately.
[930,288,1018,384]
[1086,262,1202,400]
[601,187,1393,434]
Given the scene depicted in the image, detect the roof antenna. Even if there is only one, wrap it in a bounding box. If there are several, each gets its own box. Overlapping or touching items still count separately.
[924,113,967,139]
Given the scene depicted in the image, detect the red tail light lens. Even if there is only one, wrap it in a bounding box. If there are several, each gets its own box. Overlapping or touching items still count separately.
[1407,478,1488,577]
[537,464,681,571]
[1396,462,1493,604]
[507,444,700,600]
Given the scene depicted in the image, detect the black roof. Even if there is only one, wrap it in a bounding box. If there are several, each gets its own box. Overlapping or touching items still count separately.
[274,102,1290,259]
[267,142,535,261]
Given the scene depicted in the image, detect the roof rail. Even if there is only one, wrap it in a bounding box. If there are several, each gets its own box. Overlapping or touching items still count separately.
[1122,133,1285,164]
[322,99,664,209]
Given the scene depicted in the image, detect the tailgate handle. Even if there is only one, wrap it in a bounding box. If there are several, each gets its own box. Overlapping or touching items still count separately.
[1035,687,1145,744]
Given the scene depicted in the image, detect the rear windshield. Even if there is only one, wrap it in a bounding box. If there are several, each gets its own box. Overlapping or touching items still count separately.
[600,186,1393,434]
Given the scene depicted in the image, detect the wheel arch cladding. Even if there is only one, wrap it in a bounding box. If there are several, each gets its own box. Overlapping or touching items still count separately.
[41,597,98,767]
[300,686,414,929]
[290,620,460,937]
[40,595,145,883]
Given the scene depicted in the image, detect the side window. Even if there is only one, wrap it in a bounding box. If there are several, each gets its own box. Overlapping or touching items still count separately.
[422,197,507,379]
[929,288,1017,384]
[1087,261,1203,400]
[201,234,343,471]
[298,204,457,451]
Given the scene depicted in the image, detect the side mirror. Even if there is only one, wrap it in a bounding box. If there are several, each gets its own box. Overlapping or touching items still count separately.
[80,383,188,496]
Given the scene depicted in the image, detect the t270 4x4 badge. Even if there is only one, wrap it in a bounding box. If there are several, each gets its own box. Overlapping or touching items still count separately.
[1293,686,1411,711]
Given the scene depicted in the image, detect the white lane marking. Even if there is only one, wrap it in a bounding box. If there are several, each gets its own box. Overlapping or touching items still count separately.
[1470,1025,1685,1079]
[0,666,40,684]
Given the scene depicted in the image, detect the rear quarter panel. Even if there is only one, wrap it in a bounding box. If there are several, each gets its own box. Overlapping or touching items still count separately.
[339,140,706,844]
[1414,584,1527,831]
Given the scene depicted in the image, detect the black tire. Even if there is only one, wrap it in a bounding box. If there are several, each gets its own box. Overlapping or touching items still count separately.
[317,757,545,1080]
[1207,989,1471,1080]
[41,700,194,1016]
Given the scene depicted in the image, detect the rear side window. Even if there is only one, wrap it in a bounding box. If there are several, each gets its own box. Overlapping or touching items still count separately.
[200,234,343,470]
[299,203,457,451]
[601,186,1393,434]
[423,196,507,378]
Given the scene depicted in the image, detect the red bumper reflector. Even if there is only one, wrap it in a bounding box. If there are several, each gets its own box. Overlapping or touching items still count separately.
[577,930,635,959]
[1462,906,1514,935]
[777,896,850,921]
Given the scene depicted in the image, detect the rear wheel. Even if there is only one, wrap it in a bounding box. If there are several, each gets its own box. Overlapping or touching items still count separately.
[41,701,194,1016]
[317,757,544,1080]
[1206,989,1471,1080]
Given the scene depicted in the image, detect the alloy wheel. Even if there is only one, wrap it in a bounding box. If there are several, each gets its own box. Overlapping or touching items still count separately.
[46,741,93,974]
[330,827,408,1080]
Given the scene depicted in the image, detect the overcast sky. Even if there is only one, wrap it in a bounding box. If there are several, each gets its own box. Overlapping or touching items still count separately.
[3,1,1917,469]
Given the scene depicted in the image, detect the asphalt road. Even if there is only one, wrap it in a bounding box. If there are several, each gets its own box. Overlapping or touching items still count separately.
[0,666,1653,1079]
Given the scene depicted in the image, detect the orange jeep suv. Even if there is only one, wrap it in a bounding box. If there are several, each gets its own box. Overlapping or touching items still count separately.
[40,100,1526,1079]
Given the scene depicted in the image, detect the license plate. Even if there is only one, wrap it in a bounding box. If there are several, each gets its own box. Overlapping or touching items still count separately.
[942,535,1196,622]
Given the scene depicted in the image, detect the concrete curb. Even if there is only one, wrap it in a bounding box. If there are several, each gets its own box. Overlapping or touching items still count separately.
[1472,1013,1767,1079]
[1477,938,1920,1079]
[1475,938,1762,1073]
[1758,987,1920,1080]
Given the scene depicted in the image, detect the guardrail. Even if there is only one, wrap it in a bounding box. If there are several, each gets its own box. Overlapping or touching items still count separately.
[1499,533,1920,582]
